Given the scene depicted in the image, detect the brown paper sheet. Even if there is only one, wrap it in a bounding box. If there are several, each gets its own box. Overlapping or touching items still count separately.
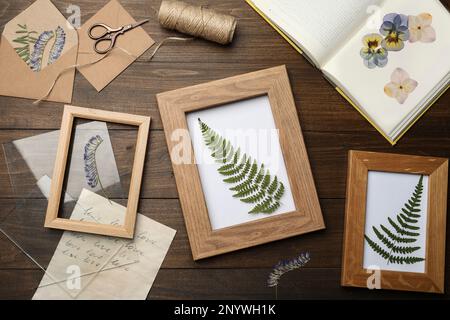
[0,0,77,103]
[77,0,155,92]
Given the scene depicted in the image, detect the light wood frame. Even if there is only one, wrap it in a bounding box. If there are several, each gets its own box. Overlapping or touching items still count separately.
[157,66,325,260]
[342,150,448,293]
[45,105,151,238]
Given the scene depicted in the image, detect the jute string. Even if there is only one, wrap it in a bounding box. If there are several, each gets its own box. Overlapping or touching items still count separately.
[158,0,237,45]
[34,0,236,104]
[33,37,192,104]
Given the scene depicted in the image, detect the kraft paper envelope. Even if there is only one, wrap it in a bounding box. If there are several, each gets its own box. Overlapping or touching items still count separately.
[0,0,78,103]
[77,0,155,92]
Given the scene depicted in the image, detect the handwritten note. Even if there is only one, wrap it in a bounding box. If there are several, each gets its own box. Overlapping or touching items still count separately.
[33,189,176,300]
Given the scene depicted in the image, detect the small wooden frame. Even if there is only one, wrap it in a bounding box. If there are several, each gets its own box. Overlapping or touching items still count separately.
[342,150,448,293]
[157,66,325,260]
[45,105,151,238]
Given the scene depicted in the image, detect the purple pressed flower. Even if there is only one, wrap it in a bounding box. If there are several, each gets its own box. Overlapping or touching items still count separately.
[29,30,54,71]
[48,26,66,65]
[83,135,111,204]
[84,135,104,188]
[380,13,410,51]
[382,13,409,31]
[267,252,310,288]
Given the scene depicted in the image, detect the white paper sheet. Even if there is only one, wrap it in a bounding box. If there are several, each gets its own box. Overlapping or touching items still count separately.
[251,0,384,66]
[323,0,450,136]
[37,175,74,203]
[32,189,176,300]
[186,95,296,230]
[363,171,428,273]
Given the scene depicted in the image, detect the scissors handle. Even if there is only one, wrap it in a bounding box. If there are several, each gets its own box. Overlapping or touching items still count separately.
[88,23,123,54]
[88,23,122,40]
[88,20,149,55]
[93,34,119,54]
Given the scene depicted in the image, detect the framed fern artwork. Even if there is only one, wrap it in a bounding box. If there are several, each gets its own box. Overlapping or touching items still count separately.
[44,105,151,239]
[342,151,448,293]
[157,66,325,260]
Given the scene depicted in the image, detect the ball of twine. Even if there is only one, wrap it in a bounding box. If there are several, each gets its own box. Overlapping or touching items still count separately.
[158,0,237,45]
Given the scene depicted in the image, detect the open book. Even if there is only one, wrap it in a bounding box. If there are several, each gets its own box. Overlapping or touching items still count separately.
[247,0,450,144]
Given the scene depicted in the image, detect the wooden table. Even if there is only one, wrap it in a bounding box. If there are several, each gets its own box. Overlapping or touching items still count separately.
[0,0,449,300]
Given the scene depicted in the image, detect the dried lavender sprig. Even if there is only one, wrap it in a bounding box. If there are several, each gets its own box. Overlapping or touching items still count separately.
[29,30,54,71]
[267,252,310,288]
[84,135,111,203]
[48,26,66,65]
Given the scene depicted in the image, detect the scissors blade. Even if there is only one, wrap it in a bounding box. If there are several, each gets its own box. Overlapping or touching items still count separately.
[130,19,150,29]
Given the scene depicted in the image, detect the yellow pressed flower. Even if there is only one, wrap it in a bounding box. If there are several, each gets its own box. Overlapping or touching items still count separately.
[363,34,383,49]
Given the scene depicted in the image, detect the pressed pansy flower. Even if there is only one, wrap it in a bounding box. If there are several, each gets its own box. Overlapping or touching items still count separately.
[384,68,418,104]
[380,13,410,51]
[360,33,388,68]
[409,13,436,43]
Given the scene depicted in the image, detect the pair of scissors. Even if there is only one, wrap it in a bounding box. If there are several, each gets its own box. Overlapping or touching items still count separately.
[88,19,149,54]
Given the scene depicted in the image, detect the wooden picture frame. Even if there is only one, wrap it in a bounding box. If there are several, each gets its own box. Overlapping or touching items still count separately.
[44,105,151,238]
[157,66,325,260]
[342,150,448,293]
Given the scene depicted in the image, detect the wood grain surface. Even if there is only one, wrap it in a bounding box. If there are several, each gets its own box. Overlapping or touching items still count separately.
[0,0,449,299]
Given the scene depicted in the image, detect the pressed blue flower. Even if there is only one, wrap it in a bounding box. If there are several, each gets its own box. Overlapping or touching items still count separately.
[48,26,66,65]
[29,30,54,71]
[267,252,310,288]
[380,13,410,51]
[360,33,388,69]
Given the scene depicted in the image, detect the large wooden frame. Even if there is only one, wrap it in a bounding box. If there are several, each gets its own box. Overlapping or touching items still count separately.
[342,150,448,293]
[45,105,151,238]
[157,66,325,260]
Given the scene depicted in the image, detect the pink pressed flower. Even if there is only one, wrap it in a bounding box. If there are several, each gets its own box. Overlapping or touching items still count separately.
[409,13,436,43]
[384,68,418,104]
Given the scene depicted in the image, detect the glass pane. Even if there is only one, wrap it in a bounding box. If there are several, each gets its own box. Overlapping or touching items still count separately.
[1,122,140,298]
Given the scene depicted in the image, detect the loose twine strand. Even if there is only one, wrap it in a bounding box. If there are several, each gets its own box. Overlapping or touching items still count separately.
[33,37,192,104]
[34,0,236,104]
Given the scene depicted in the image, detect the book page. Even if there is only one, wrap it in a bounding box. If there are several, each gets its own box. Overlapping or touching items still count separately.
[250,0,384,67]
[323,0,450,137]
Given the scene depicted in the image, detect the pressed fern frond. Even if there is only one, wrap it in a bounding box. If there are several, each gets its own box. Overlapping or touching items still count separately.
[199,118,285,214]
[379,225,416,243]
[388,217,419,237]
[365,175,425,265]
[267,252,310,288]
[84,135,111,203]
[372,227,420,254]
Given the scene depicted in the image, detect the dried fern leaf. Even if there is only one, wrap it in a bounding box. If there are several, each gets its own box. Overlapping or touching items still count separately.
[365,175,425,265]
[199,118,286,214]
